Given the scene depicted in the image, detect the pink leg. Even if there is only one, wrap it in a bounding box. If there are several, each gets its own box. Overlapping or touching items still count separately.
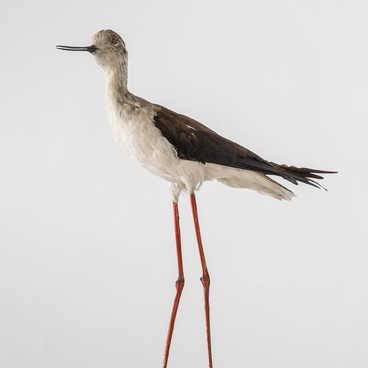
[190,193,213,368]
[162,201,185,368]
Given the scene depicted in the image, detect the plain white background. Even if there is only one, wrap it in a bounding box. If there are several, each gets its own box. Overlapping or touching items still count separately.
[1,1,367,367]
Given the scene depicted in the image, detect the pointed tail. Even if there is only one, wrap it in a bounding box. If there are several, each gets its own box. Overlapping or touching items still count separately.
[269,163,337,190]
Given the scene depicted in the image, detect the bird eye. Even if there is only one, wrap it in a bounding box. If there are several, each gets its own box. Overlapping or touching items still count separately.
[110,36,118,45]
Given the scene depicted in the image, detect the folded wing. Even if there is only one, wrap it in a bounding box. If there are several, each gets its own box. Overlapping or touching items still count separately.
[152,105,335,189]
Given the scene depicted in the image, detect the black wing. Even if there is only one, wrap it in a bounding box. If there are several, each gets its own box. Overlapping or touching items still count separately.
[152,105,335,188]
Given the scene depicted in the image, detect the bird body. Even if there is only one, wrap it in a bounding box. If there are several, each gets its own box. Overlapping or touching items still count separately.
[105,88,296,202]
[86,29,331,203]
[56,29,335,368]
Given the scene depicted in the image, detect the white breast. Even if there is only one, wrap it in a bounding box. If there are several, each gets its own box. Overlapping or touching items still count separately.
[106,94,206,193]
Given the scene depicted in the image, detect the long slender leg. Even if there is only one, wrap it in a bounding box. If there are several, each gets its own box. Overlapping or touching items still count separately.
[162,201,185,368]
[190,193,213,368]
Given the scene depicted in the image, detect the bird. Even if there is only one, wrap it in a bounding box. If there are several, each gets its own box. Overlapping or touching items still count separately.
[56,29,335,368]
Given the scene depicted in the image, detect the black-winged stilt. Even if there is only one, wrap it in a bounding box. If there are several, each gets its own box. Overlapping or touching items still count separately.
[57,29,335,368]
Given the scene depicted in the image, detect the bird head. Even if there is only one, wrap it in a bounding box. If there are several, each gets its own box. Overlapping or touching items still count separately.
[91,30,128,72]
[57,30,128,76]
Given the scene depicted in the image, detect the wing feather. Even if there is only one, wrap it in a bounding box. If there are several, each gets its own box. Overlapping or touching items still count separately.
[152,105,336,188]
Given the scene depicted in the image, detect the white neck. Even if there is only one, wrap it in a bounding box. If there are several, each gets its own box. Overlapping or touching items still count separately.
[104,60,129,102]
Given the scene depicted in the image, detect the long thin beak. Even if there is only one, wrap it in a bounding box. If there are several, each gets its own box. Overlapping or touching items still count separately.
[56,45,97,52]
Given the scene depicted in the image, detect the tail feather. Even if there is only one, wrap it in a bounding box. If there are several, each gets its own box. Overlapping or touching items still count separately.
[269,163,337,190]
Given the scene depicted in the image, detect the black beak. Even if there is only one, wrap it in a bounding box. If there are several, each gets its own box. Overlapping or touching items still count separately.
[56,45,97,52]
